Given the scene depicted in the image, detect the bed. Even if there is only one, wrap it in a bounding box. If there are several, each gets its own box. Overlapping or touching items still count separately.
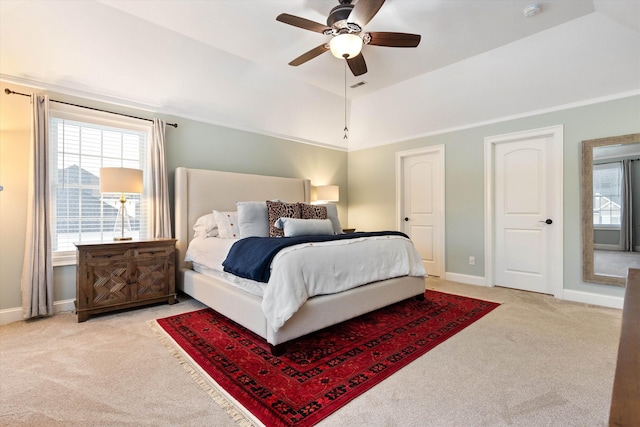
[175,167,427,355]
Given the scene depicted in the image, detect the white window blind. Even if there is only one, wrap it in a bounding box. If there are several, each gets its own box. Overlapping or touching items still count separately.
[593,162,622,226]
[49,105,151,262]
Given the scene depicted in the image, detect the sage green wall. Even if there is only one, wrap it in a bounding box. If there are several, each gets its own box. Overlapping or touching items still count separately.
[0,83,30,312]
[0,83,347,311]
[594,229,619,246]
[163,118,347,221]
[348,95,640,298]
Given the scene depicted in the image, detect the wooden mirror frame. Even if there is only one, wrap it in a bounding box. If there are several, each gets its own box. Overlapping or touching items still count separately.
[582,133,640,286]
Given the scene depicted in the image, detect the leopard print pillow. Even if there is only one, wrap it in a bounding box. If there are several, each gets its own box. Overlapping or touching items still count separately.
[266,201,301,237]
[298,203,328,221]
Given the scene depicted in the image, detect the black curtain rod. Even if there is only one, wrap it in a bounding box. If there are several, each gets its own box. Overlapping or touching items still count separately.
[600,158,640,163]
[4,88,178,128]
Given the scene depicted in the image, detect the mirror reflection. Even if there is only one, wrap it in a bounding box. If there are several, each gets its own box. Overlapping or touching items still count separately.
[582,133,640,286]
[593,143,640,277]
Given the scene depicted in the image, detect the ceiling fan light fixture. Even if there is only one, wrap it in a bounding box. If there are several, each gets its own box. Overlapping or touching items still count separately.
[329,33,363,59]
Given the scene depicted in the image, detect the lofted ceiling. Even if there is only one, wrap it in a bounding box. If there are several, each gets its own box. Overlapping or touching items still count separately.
[1,0,639,151]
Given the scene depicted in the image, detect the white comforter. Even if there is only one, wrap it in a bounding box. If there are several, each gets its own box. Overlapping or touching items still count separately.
[186,235,426,332]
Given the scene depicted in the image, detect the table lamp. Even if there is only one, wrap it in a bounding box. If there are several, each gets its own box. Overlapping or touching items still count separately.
[315,185,339,203]
[99,167,143,241]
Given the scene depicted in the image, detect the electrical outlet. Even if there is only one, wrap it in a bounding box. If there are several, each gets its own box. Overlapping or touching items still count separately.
[468,256,476,266]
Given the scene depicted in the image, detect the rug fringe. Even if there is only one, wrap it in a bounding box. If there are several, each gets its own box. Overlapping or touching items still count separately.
[148,319,262,427]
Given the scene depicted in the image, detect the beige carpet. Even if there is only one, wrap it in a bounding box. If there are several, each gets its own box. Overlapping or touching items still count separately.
[594,249,640,278]
[0,278,622,426]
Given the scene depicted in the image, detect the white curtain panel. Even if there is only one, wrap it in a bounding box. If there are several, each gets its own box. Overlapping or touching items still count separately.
[151,118,171,238]
[620,159,633,252]
[21,94,53,318]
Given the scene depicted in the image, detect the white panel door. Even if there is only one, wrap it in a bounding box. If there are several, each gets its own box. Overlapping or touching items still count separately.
[494,136,557,294]
[401,150,443,277]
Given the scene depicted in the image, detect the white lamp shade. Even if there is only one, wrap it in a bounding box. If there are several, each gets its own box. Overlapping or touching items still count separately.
[99,167,143,194]
[316,185,339,202]
[329,34,363,59]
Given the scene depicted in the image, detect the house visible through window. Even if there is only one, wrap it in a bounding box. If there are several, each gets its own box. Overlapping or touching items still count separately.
[49,104,151,264]
[593,162,622,226]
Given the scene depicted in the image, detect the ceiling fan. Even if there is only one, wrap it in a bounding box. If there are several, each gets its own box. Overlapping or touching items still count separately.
[276,0,421,76]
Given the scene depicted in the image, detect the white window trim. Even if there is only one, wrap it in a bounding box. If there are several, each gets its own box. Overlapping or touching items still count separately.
[592,162,622,228]
[49,104,152,265]
[49,102,152,134]
[594,224,621,230]
[53,251,76,267]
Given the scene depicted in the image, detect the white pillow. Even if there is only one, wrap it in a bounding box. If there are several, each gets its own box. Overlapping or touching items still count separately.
[213,210,240,239]
[193,213,218,238]
[324,204,344,235]
[237,201,269,238]
[274,218,334,237]
[185,235,237,272]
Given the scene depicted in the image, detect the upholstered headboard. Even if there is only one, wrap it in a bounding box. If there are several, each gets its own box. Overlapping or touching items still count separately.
[174,167,311,279]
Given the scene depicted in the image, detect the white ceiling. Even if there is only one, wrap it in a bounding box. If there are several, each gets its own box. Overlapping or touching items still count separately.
[1,0,639,151]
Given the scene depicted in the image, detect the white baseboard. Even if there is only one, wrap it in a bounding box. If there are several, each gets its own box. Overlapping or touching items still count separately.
[0,299,75,325]
[594,244,620,250]
[562,289,624,310]
[444,272,488,287]
[443,273,624,310]
[594,245,640,252]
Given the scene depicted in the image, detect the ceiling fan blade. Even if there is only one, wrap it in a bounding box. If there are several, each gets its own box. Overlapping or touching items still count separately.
[289,44,329,66]
[367,32,421,47]
[276,13,331,34]
[347,53,367,76]
[348,0,385,28]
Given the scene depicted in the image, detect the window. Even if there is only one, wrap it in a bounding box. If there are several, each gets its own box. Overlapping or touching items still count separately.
[49,104,152,265]
[593,162,622,226]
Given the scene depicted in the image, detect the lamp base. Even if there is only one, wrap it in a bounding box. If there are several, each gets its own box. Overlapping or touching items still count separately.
[114,236,133,241]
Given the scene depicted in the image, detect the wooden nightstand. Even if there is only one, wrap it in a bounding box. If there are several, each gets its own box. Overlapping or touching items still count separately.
[75,238,177,322]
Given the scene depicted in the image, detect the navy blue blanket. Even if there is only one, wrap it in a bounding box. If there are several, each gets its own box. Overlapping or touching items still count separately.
[222,231,409,283]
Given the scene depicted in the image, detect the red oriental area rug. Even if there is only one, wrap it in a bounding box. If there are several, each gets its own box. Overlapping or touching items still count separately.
[153,290,499,426]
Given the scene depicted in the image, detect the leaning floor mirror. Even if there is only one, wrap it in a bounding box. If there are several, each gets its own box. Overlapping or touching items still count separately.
[582,133,640,286]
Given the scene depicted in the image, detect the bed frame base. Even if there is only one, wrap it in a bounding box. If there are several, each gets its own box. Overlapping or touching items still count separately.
[267,292,427,356]
[181,268,426,351]
[270,344,286,357]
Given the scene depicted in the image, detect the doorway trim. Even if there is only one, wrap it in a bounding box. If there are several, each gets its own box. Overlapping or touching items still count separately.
[396,145,445,278]
[484,125,564,298]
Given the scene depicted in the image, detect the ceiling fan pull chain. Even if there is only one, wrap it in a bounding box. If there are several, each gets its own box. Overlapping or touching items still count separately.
[344,59,349,140]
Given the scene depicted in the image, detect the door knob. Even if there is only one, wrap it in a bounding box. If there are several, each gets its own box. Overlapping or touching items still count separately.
[539,219,553,224]
[404,217,409,222]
